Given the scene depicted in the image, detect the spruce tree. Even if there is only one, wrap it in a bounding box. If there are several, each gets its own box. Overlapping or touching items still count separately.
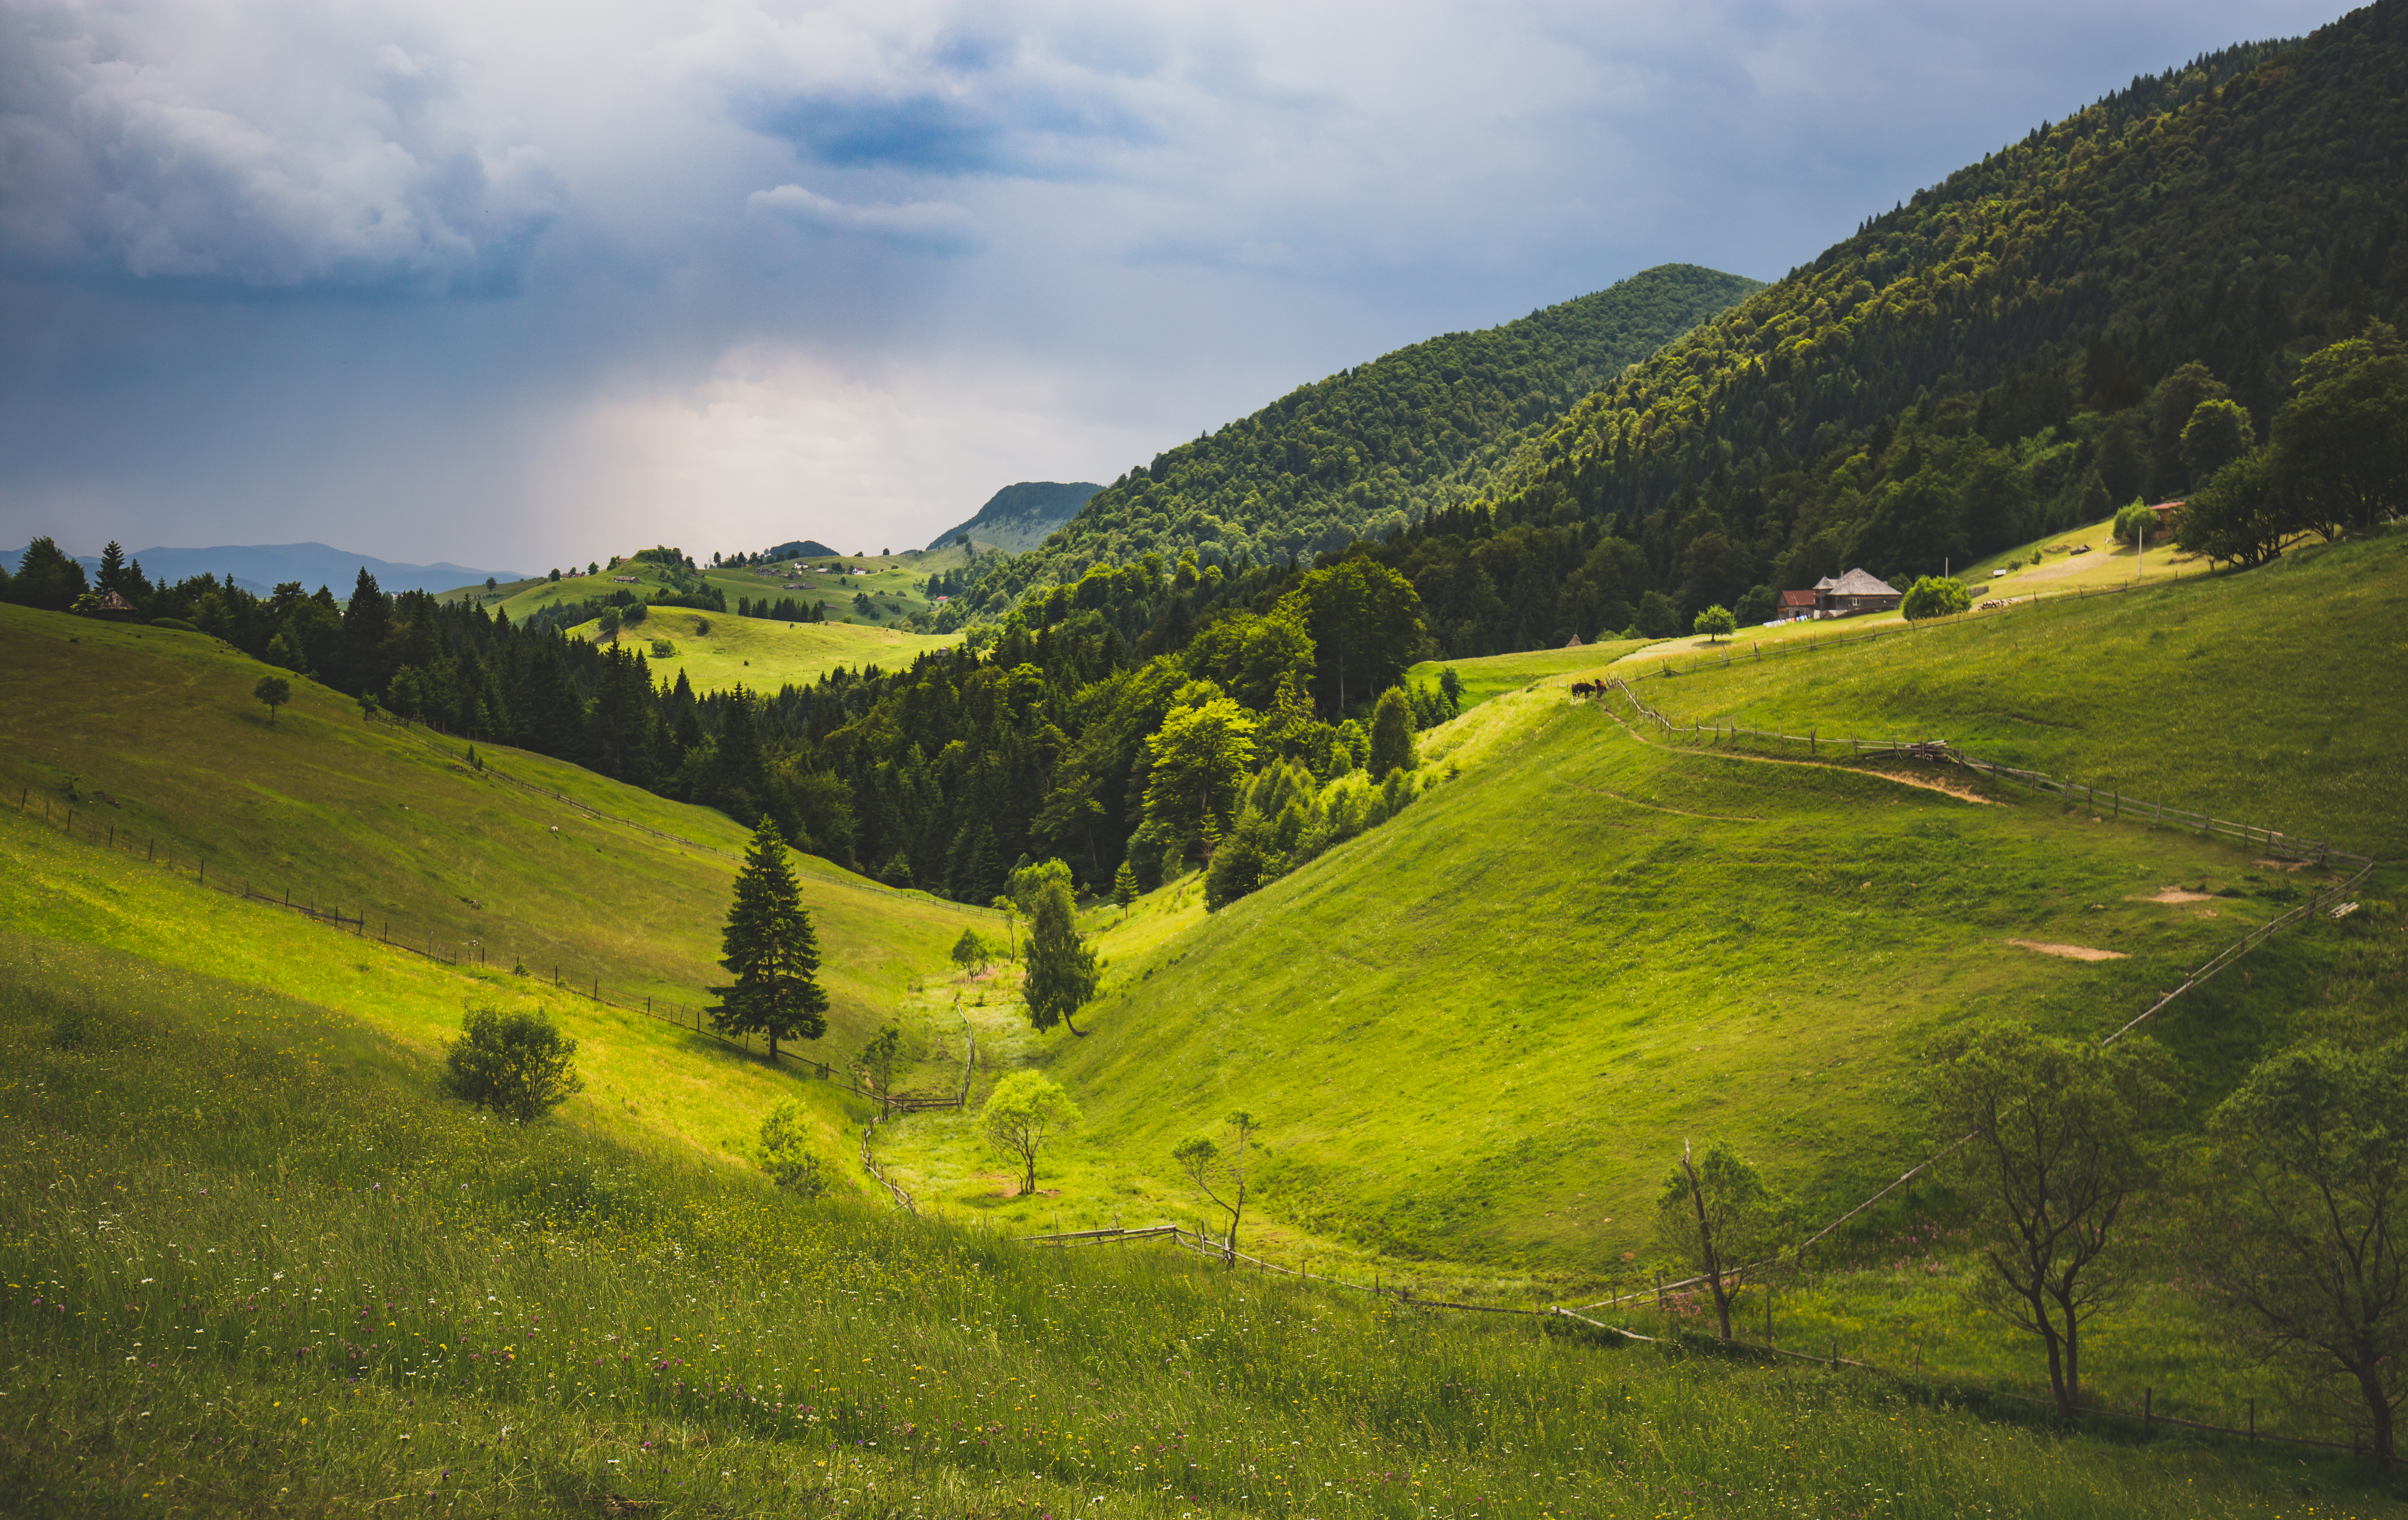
[708,817,829,1063]
[1023,877,1101,1037]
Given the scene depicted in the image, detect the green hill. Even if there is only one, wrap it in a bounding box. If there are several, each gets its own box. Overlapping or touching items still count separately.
[970,264,1761,605]
[917,531,2405,1263]
[1485,15,2402,596]
[560,607,958,695]
[0,604,991,1169]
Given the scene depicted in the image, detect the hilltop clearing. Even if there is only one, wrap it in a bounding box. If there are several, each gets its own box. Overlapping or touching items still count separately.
[451,542,972,635]
[562,607,958,695]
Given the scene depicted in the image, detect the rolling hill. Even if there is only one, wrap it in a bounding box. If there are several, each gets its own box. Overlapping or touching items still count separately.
[968,263,1762,608]
[0,602,992,1170]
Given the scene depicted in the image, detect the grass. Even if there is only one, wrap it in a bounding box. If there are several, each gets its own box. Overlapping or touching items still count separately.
[1406,638,1650,713]
[449,544,974,637]
[844,523,2408,1447]
[0,603,997,1179]
[5,958,2394,1517]
[579,607,958,695]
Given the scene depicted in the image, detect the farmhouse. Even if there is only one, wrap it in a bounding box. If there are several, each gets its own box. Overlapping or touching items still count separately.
[1774,589,1818,622]
[1811,568,1902,617]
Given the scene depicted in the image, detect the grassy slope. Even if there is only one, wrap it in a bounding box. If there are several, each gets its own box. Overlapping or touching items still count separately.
[455,544,972,634]
[3,951,2382,1518]
[0,604,993,1164]
[891,530,2404,1277]
[586,606,958,695]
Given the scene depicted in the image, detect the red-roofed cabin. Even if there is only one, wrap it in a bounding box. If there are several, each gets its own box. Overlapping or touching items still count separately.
[1775,589,1818,622]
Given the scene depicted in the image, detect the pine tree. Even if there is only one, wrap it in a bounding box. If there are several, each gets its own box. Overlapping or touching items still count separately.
[709,817,829,1063]
[1112,860,1139,915]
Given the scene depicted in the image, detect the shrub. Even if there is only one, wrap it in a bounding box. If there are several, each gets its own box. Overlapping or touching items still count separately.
[2111,500,2158,546]
[1900,576,1972,621]
[440,1006,585,1122]
[758,1099,830,1197]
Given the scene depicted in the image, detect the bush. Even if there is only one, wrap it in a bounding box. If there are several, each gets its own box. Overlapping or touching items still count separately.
[440,1006,584,1122]
[1900,576,1972,621]
[2111,500,2158,546]
[758,1099,830,1196]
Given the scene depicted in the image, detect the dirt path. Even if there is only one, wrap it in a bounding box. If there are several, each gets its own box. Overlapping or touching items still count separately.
[1586,691,2003,806]
[2007,939,2128,961]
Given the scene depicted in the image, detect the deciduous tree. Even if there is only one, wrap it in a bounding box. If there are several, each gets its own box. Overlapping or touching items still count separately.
[982,1070,1080,1197]
[1930,1026,2172,1415]
[1655,1139,1785,1340]
[2196,1039,2408,1465]
[442,1006,584,1122]
[252,675,291,726]
[1173,1111,1261,1263]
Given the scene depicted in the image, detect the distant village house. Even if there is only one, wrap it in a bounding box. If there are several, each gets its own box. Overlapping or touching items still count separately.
[1808,569,1902,617]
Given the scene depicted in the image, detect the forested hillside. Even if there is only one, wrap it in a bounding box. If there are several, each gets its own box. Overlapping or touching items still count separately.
[1481,14,2404,603]
[962,263,1759,606]
[925,481,1101,554]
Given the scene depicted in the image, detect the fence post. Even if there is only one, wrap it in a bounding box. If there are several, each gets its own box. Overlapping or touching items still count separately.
[2143,1388,2151,1438]
[2248,1399,2255,1443]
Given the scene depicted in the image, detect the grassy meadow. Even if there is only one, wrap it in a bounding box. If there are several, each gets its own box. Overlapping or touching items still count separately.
[0,603,987,1037]
[450,544,972,635]
[579,607,958,695]
[4,957,2394,1518]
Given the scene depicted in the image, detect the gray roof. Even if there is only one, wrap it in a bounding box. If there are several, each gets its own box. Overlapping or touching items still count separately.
[1825,568,1899,598]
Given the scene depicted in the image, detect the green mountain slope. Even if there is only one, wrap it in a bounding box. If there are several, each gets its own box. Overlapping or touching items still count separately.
[978,264,1761,597]
[1034,531,2403,1274]
[1485,17,2404,589]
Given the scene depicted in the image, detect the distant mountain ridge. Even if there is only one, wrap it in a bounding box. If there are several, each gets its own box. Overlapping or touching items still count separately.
[0,541,523,598]
[970,263,1761,606]
[926,482,1101,555]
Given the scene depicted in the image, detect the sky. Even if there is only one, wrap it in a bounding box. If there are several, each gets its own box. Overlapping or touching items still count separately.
[0,0,2348,574]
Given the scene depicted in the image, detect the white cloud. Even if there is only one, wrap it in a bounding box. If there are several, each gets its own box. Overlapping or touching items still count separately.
[520,342,1163,554]
[746,183,976,251]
